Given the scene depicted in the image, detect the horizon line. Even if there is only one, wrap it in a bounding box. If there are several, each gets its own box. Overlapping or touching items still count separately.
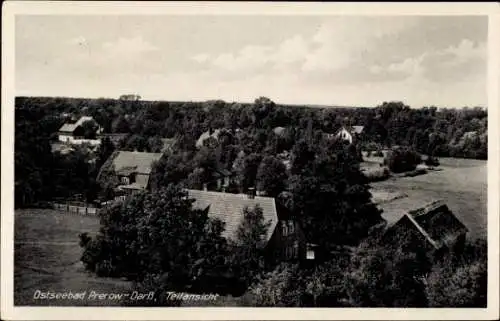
[14,94,487,110]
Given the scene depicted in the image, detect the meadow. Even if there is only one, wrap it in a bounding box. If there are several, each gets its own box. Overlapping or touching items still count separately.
[14,209,131,306]
[370,158,487,238]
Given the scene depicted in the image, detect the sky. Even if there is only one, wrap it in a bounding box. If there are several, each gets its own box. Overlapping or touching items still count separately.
[15,15,488,108]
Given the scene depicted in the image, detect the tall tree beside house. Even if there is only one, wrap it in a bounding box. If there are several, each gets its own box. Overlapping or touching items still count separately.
[96,136,115,169]
[74,119,100,139]
[288,139,383,249]
[256,156,288,197]
[229,205,271,287]
[149,152,195,190]
[80,185,229,297]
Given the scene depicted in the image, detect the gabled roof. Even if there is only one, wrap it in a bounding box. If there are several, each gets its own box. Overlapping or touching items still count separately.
[111,151,163,175]
[187,189,278,243]
[351,126,364,134]
[196,129,221,147]
[337,125,364,135]
[161,138,177,152]
[396,200,468,250]
[98,151,163,190]
[59,116,97,133]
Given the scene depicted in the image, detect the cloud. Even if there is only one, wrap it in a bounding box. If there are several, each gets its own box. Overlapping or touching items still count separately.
[191,53,210,63]
[101,36,158,59]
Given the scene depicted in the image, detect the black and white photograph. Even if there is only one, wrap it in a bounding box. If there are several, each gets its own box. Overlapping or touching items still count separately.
[2,2,499,320]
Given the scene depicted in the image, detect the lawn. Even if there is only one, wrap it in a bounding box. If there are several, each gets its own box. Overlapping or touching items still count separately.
[14,209,131,306]
[370,158,487,239]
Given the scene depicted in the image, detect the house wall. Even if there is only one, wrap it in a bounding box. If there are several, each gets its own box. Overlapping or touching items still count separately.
[336,128,353,144]
[265,220,307,264]
[58,134,101,146]
[135,174,150,189]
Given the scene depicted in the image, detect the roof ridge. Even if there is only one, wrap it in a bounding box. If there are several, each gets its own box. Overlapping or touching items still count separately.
[404,214,439,249]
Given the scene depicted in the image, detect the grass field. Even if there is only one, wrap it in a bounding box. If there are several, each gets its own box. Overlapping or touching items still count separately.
[14,209,131,306]
[370,158,487,238]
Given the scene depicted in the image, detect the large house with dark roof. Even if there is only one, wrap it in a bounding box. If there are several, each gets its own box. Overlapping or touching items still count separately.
[187,189,309,263]
[98,151,163,200]
[384,200,468,256]
[58,116,103,146]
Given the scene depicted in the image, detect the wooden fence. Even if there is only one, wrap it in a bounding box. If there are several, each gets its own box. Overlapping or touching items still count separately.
[52,202,100,216]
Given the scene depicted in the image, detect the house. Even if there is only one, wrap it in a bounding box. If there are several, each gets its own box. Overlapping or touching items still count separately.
[196,129,221,148]
[384,200,468,256]
[98,151,163,200]
[160,138,177,153]
[187,189,309,263]
[58,116,102,146]
[211,168,232,191]
[334,125,364,144]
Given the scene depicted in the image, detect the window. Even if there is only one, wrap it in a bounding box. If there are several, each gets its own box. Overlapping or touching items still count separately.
[293,241,299,259]
[288,221,295,234]
[121,176,130,185]
[281,221,288,237]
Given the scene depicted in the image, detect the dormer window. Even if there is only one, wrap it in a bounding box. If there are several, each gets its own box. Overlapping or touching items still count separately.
[121,176,130,185]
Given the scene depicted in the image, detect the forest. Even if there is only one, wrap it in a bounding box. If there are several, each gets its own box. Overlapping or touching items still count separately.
[14,96,487,307]
[14,96,487,208]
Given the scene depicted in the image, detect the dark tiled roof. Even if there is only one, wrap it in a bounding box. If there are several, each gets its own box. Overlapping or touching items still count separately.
[98,151,163,190]
[187,189,278,243]
[403,200,468,249]
[112,151,163,175]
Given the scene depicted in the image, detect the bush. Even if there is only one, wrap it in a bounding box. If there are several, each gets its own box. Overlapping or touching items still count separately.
[424,156,440,167]
[364,167,390,182]
[384,147,422,173]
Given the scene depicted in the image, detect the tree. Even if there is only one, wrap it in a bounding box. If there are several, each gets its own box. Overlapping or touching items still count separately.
[289,144,382,249]
[249,263,303,307]
[383,147,422,173]
[80,185,230,296]
[425,240,487,307]
[77,119,99,139]
[256,156,288,197]
[229,205,271,286]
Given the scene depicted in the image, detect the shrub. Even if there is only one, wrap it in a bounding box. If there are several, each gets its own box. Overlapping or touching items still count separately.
[424,156,440,167]
[364,167,390,182]
[384,147,422,173]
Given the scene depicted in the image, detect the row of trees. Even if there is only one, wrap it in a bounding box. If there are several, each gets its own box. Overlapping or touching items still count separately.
[16,97,487,158]
[248,237,487,307]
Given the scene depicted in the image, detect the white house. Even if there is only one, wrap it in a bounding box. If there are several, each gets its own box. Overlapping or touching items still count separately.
[335,125,364,144]
[58,116,103,146]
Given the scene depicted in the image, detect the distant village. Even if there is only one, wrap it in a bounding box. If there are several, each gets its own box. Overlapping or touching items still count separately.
[50,111,469,262]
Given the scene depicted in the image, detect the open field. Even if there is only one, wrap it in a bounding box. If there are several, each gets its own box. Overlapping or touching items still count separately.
[14,209,131,306]
[370,158,487,238]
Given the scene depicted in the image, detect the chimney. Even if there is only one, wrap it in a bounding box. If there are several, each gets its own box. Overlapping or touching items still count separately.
[202,183,208,191]
[247,187,256,199]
